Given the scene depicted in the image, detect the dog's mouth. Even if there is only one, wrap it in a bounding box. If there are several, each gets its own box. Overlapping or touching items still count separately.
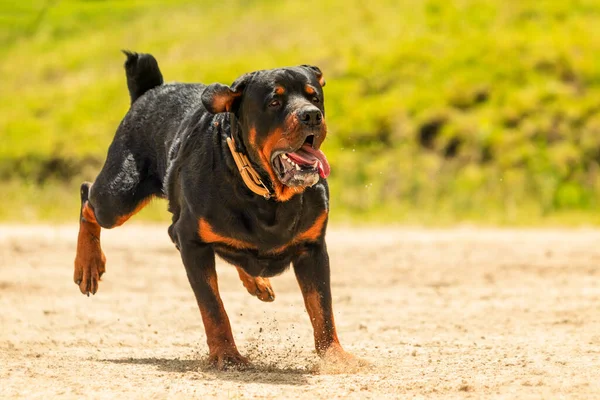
[271,135,331,187]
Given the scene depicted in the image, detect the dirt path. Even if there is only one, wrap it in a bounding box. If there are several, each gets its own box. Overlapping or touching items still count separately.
[1,225,599,399]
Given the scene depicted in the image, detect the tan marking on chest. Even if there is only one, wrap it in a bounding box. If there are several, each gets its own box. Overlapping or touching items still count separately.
[198,219,256,250]
[198,211,327,254]
[269,211,328,254]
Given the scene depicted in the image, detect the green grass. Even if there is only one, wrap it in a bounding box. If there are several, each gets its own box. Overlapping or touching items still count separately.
[2,0,600,224]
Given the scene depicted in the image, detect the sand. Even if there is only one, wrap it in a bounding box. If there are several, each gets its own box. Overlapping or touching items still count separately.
[1,225,599,399]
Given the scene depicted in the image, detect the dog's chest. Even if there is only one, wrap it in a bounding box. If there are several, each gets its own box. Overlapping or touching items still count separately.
[197,208,326,277]
[198,208,326,255]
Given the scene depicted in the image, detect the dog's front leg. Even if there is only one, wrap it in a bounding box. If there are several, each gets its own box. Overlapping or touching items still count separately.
[293,242,356,363]
[179,240,248,370]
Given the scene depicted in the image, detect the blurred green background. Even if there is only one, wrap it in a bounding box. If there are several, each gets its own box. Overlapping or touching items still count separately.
[2,0,600,225]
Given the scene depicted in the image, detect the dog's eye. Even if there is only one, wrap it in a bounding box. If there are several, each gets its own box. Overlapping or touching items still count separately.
[312,96,320,104]
[269,100,281,108]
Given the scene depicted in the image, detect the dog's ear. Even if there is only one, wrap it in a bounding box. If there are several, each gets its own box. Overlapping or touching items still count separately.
[201,73,254,114]
[201,83,240,114]
[301,65,326,87]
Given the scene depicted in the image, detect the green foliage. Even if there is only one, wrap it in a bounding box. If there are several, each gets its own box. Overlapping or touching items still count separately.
[2,0,600,224]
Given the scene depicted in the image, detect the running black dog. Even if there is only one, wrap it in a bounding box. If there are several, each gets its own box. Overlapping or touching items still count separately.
[73,51,357,369]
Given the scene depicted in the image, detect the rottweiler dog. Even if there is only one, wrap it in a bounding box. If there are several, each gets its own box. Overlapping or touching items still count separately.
[73,51,356,369]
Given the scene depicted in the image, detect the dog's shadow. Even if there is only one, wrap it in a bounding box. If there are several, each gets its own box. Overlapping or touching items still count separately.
[102,357,311,386]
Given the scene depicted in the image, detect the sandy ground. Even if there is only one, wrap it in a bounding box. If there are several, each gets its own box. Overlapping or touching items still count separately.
[1,225,600,399]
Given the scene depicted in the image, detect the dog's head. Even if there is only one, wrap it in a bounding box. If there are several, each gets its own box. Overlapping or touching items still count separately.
[202,66,329,201]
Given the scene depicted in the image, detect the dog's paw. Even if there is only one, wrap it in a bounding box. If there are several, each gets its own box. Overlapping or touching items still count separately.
[74,232,106,296]
[209,348,250,371]
[236,267,275,302]
[247,276,275,302]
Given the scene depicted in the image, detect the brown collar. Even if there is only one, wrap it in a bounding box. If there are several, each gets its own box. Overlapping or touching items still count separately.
[226,135,271,199]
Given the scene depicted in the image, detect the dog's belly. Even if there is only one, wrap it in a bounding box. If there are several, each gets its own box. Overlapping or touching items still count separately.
[214,246,297,277]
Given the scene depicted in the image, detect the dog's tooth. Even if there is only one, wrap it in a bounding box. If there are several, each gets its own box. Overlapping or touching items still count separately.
[295,164,301,171]
[282,154,288,160]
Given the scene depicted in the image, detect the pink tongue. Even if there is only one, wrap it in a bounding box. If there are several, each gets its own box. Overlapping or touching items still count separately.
[287,143,331,178]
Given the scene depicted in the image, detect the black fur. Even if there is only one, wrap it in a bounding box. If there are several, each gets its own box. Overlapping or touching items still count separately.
[78,51,349,367]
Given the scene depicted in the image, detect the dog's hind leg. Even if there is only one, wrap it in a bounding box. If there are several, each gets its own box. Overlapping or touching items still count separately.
[74,182,106,296]
[73,145,161,295]
[73,181,155,295]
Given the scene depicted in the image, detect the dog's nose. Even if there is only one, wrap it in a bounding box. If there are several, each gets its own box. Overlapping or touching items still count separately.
[299,108,322,127]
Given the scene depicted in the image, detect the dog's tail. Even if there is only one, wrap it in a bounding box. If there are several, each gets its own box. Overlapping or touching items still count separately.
[122,50,164,104]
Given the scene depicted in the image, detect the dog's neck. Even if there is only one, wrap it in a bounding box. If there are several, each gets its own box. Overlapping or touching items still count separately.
[227,113,272,199]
